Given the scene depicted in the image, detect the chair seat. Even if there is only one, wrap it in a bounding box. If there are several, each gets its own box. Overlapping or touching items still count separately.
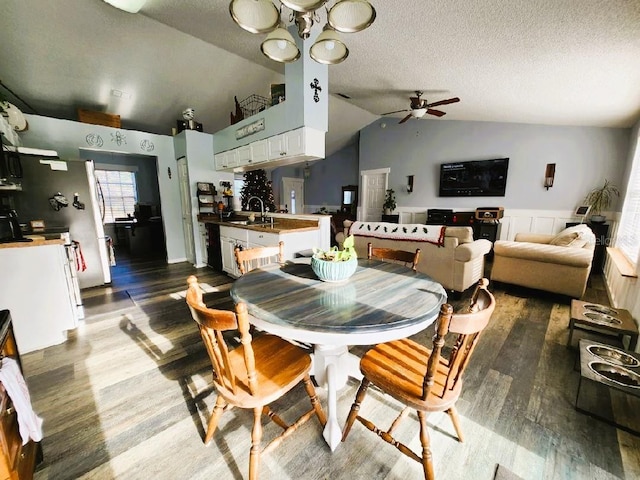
[360,337,461,412]
[216,334,312,408]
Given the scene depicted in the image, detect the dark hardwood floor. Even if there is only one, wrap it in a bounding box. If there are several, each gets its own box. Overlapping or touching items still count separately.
[23,254,640,479]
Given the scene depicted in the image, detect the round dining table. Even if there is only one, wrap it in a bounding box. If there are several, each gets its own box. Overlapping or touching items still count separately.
[230,258,447,451]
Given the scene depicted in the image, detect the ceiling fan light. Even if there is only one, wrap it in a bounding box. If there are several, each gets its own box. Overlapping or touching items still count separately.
[328,0,376,33]
[261,27,301,63]
[229,0,280,34]
[103,0,147,13]
[280,0,328,13]
[411,108,427,118]
[309,27,348,64]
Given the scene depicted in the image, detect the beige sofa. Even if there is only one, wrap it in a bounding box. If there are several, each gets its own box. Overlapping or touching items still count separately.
[490,226,596,298]
[341,221,492,292]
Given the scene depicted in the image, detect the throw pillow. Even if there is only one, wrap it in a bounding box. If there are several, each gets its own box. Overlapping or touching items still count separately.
[550,224,592,248]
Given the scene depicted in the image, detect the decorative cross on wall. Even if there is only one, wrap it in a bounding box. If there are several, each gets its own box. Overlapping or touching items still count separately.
[310,78,322,103]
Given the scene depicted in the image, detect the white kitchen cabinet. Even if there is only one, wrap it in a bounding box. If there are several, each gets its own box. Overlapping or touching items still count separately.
[215,127,325,172]
[237,139,268,167]
[250,139,268,164]
[214,149,238,170]
[0,243,77,353]
[220,226,248,277]
[248,229,279,248]
[235,144,252,166]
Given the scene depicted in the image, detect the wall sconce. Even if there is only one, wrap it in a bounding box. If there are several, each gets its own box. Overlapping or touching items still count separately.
[407,175,414,193]
[544,163,555,190]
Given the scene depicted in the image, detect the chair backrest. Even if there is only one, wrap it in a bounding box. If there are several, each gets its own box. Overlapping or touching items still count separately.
[422,278,495,400]
[185,276,258,396]
[367,242,421,271]
[235,241,284,275]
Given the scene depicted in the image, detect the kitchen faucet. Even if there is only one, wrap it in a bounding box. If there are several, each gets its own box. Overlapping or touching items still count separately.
[247,196,265,222]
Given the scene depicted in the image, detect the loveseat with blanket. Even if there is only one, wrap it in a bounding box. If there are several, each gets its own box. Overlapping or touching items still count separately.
[490,224,596,298]
[341,221,492,293]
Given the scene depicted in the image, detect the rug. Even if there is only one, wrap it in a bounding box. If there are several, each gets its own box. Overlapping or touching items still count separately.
[494,464,523,480]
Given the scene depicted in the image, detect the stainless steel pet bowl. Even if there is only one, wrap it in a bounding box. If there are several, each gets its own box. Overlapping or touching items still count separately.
[586,344,640,368]
[588,361,640,388]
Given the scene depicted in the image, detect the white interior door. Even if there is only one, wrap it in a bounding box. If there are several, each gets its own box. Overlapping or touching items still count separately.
[177,157,195,264]
[361,169,389,222]
[282,177,305,214]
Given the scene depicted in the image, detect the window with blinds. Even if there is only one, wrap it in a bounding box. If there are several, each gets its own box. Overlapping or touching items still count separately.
[616,132,640,267]
[95,169,138,223]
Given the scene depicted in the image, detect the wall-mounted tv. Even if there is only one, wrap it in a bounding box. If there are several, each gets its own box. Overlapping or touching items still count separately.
[439,158,509,197]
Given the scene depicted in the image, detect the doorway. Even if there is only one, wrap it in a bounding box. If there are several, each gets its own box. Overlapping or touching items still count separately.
[79,149,167,266]
[282,177,305,214]
[360,168,389,222]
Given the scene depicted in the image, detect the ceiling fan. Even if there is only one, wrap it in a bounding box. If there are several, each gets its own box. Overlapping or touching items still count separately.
[381,91,460,124]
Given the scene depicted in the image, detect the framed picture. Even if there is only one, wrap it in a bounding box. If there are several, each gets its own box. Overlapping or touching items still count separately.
[574,205,591,217]
[30,220,45,232]
[270,83,285,106]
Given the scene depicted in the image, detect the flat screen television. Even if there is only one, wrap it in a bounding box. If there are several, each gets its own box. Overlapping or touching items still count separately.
[439,158,509,197]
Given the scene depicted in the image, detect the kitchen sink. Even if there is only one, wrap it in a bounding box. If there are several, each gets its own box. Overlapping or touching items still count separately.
[586,344,640,368]
[226,220,278,228]
[588,361,640,388]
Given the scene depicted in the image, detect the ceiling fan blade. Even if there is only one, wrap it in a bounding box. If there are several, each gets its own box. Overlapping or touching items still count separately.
[426,109,446,117]
[380,109,409,115]
[399,114,412,124]
[426,97,460,108]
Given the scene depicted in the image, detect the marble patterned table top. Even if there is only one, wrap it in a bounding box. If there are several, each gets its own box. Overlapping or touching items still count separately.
[231,259,447,344]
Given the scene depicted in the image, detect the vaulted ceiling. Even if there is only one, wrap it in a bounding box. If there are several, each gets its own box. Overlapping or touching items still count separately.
[2,0,639,157]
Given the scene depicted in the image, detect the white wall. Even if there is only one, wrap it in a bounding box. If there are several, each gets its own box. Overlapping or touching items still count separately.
[21,114,186,263]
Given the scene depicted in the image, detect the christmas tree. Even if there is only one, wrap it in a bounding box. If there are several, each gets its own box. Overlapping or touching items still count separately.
[240,169,276,213]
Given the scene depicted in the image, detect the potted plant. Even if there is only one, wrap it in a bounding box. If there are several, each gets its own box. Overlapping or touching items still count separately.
[383,189,396,215]
[584,179,619,223]
[311,234,358,283]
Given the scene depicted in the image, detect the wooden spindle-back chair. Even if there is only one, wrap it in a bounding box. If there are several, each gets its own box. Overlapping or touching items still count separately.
[367,242,421,271]
[235,241,284,275]
[185,275,326,480]
[341,278,496,480]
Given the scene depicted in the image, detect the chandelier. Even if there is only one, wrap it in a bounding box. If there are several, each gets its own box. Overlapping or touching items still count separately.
[229,0,376,65]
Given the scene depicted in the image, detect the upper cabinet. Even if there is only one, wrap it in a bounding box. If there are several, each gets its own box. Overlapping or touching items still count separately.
[214,149,238,170]
[237,139,268,168]
[216,127,324,172]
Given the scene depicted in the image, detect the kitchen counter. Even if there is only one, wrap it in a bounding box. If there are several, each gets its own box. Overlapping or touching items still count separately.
[197,214,319,234]
[0,238,65,249]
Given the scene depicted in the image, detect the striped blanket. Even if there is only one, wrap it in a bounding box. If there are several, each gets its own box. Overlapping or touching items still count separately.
[349,221,446,246]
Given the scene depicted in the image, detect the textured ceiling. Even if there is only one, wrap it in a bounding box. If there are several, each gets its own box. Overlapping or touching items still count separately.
[1,0,639,157]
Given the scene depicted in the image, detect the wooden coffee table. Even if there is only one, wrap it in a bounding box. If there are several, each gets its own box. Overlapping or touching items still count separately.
[567,300,638,350]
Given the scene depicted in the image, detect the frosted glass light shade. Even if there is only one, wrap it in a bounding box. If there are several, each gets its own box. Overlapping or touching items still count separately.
[328,0,376,33]
[309,27,348,64]
[261,27,301,63]
[229,0,280,34]
[280,0,327,13]
[103,0,147,13]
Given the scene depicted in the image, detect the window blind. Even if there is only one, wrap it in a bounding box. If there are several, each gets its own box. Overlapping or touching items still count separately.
[616,132,640,267]
[96,169,138,223]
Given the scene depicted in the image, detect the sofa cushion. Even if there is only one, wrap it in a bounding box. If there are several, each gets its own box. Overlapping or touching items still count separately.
[549,224,594,248]
[493,240,593,267]
[445,226,474,244]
